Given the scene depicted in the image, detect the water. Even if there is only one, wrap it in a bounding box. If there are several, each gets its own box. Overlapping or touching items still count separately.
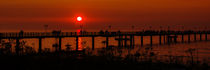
[18,34,210,51]
[1,34,210,64]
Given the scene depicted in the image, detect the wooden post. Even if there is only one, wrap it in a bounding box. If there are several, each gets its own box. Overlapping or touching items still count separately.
[118,35,122,47]
[150,35,153,46]
[124,35,127,47]
[38,38,42,53]
[188,34,191,43]
[141,35,143,46]
[92,36,95,50]
[163,35,166,44]
[167,35,170,44]
[182,34,184,43]
[106,36,109,48]
[130,35,133,47]
[200,33,202,41]
[132,36,135,47]
[174,34,177,43]
[194,33,197,42]
[59,37,62,52]
[205,33,208,41]
[76,36,78,51]
[15,38,20,55]
[0,38,1,43]
[159,35,162,45]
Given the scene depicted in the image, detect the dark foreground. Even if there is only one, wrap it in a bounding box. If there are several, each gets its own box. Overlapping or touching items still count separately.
[0,54,209,70]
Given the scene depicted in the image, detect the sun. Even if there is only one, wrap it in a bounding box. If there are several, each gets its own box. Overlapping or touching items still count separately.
[77,16,82,22]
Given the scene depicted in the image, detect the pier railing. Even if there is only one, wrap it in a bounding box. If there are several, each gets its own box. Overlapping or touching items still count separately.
[0,30,209,54]
[0,31,209,38]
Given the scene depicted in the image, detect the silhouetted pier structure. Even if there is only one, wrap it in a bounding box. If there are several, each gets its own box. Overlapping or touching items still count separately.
[0,30,209,54]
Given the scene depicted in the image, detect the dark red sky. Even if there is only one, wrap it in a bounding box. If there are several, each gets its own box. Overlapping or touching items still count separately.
[0,0,210,32]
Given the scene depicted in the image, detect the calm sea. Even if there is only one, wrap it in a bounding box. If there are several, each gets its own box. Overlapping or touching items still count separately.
[1,32,210,64]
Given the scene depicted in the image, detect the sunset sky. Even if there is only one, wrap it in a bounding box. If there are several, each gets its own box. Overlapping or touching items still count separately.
[0,0,210,32]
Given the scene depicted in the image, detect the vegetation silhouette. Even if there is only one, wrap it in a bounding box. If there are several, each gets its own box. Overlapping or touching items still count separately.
[0,30,209,70]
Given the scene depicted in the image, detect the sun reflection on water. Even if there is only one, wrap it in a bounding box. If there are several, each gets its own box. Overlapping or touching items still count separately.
[77,29,83,51]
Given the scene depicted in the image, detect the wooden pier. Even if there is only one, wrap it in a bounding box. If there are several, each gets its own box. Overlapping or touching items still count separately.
[0,30,209,54]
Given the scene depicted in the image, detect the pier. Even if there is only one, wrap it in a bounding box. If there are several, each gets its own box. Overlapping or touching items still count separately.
[0,30,209,54]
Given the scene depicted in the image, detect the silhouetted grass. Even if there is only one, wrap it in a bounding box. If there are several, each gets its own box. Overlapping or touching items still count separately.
[0,51,209,70]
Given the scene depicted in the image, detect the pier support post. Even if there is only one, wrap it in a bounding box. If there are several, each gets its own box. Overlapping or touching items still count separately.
[38,38,42,53]
[130,35,133,47]
[194,33,197,42]
[132,36,135,47]
[0,38,1,43]
[124,35,127,47]
[92,36,95,50]
[106,36,109,49]
[181,34,184,43]
[200,33,202,41]
[76,36,78,51]
[205,33,208,41]
[59,37,62,52]
[174,34,177,43]
[118,35,122,47]
[150,35,153,46]
[141,35,143,46]
[167,35,170,44]
[163,35,166,44]
[159,35,162,45]
[188,34,191,43]
[15,38,20,55]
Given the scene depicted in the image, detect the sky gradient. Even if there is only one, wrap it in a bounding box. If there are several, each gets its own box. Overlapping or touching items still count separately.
[0,0,210,32]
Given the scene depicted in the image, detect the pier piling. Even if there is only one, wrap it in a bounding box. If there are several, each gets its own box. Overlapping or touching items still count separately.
[106,36,109,49]
[150,35,153,46]
[188,34,191,43]
[159,35,162,45]
[167,35,170,44]
[38,38,42,53]
[174,34,177,43]
[132,36,135,47]
[205,33,208,41]
[118,35,122,47]
[124,35,127,47]
[15,38,20,55]
[141,35,143,46]
[92,36,95,50]
[200,33,202,41]
[76,36,78,51]
[130,35,134,47]
[194,33,197,42]
[59,37,62,52]
[182,34,184,43]
[163,35,166,44]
